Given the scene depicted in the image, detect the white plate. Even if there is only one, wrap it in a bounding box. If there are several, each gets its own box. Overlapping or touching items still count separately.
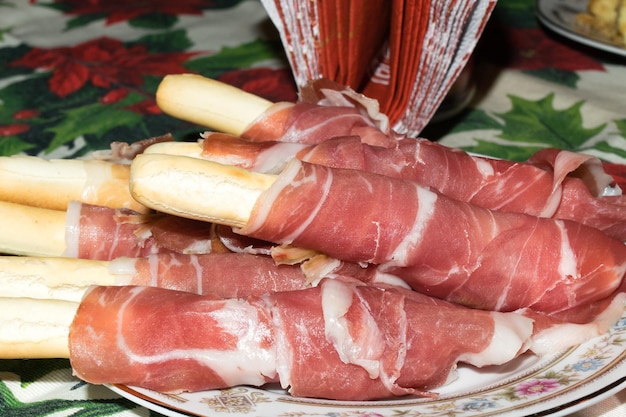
[536,0,626,57]
[108,310,626,417]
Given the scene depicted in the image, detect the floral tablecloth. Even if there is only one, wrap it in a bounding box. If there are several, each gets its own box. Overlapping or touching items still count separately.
[0,0,625,416]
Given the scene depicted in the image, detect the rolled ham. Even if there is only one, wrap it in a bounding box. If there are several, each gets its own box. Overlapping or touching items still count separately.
[236,159,626,326]
[240,79,401,147]
[113,252,390,297]
[64,201,226,260]
[198,134,626,240]
[69,279,533,400]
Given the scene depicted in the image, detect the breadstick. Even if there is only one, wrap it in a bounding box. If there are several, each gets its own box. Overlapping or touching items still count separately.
[0,296,75,358]
[0,256,114,302]
[0,201,66,256]
[0,155,147,212]
[143,140,204,158]
[130,153,276,227]
[156,74,273,136]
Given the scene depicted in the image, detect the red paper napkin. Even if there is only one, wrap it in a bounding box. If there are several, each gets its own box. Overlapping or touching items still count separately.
[261,0,496,136]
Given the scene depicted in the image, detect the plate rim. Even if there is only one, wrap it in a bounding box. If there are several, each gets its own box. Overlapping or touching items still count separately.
[535,0,626,57]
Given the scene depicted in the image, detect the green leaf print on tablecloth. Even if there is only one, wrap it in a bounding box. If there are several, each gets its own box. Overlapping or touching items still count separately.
[0,381,135,416]
[185,39,286,76]
[498,94,603,148]
[0,359,140,416]
[452,94,626,161]
[0,35,284,157]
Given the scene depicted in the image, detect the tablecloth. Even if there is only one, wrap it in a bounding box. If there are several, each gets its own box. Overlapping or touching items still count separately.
[0,0,625,416]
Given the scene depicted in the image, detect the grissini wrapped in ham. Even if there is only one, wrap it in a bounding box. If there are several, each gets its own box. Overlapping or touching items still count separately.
[156,74,399,147]
[0,200,229,259]
[0,280,532,397]
[67,280,533,399]
[157,133,626,240]
[0,154,148,213]
[156,74,274,137]
[0,251,397,302]
[129,154,626,336]
[152,74,626,240]
[64,201,224,260]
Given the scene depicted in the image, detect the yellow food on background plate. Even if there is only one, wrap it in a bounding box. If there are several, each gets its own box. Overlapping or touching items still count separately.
[576,0,626,45]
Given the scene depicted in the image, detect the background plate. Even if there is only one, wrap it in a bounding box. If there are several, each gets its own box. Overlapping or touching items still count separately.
[536,0,626,57]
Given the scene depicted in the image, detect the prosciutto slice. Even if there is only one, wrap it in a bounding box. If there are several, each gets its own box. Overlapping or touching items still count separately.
[241,80,401,147]
[527,148,626,240]
[237,159,626,326]
[200,134,626,240]
[63,201,226,260]
[111,252,390,298]
[112,252,310,297]
[69,279,533,400]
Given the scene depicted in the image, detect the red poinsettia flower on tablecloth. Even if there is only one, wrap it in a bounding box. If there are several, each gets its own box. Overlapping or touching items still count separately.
[31,0,229,25]
[478,27,604,72]
[126,99,162,115]
[10,37,198,97]
[218,67,298,103]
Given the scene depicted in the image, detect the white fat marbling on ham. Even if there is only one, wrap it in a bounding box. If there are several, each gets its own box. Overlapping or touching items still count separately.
[138,253,205,293]
[458,311,533,367]
[240,158,301,239]
[113,287,275,387]
[321,279,385,378]
[252,142,308,173]
[369,271,412,289]
[387,185,438,267]
[316,87,392,136]
[242,158,333,245]
[265,296,292,392]
[280,168,333,244]
[63,200,81,258]
[107,257,135,285]
[472,156,495,179]
[108,252,315,298]
[556,220,580,285]
[528,293,626,355]
[199,132,308,174]
[242,98,397,147]
[538,186,563,218]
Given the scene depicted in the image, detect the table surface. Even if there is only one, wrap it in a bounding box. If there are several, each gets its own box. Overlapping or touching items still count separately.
[1,0,626,416]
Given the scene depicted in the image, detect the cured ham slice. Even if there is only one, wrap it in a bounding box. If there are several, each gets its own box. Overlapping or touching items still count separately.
[114,252,388,297]
[64,201,225,260]
[2,196,395,289]
[125,252,304,296]
[0,249,402,307]
[199,131,309,174]
[527,148,626,240]
[235,159,626,325]
[240,80,401,147]
[69,279,533,400]
[197,134,626,240]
